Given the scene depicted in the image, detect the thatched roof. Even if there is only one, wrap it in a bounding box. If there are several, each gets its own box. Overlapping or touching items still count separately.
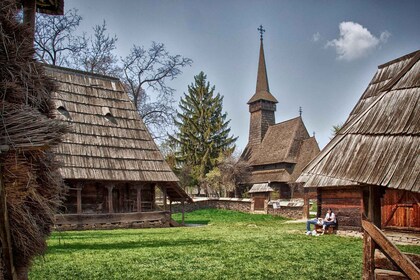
[298,50,420,193]
[247,39,278,104]
[248,183,274,193]
[243,117,320,184]
[45,65,191,201]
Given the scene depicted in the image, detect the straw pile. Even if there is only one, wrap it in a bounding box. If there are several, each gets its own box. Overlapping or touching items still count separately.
[0,0,68,278]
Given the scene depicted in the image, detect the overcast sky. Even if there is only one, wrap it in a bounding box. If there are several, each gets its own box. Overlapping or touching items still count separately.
[65,0,420,151]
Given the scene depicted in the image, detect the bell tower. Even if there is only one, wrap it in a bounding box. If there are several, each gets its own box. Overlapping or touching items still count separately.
[247,25,278,146]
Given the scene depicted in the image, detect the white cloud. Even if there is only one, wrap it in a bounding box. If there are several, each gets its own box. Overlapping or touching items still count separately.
[326,21,391,61]
[312,32,321,42]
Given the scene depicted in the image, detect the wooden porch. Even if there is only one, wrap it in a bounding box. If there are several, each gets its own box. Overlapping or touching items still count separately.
[55,211,173,230]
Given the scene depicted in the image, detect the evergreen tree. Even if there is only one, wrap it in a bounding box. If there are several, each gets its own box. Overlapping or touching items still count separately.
[170,72,237,194]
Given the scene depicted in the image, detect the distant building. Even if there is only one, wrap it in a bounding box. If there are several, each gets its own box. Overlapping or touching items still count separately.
[240,28,320,199]
[45,65,191,229]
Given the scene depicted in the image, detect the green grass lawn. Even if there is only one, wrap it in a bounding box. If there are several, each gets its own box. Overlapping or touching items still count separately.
[28,209,418,279]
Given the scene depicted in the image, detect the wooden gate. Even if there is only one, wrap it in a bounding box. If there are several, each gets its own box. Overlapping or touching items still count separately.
[382,189,420,230]
[254,197,265,211]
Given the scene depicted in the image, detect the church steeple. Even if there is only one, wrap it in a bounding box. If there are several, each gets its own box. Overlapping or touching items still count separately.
[247,26,278,146]
[247,25,278,105]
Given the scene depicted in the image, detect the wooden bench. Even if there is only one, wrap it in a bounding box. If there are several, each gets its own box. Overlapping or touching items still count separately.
[315,224,336,234]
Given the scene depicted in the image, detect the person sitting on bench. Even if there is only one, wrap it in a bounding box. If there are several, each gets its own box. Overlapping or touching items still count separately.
[322,208,337,234]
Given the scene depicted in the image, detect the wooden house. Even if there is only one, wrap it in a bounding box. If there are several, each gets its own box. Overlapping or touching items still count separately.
[298,50,420,232]
[240,29,320,199]
[45,65,192,229]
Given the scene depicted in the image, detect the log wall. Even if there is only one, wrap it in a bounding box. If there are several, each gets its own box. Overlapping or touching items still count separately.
[318,187,364,231]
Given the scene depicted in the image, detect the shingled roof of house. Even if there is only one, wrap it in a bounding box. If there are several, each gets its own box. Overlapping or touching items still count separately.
[45,65,191,202]
[298,50,420,193]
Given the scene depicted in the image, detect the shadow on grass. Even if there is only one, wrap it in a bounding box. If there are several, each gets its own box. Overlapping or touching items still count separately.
[181,220,210,225]
[47,238,219,254]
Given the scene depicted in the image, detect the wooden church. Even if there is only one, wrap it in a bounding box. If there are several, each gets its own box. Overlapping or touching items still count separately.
[45,65,192,229]
[240,27,320,199]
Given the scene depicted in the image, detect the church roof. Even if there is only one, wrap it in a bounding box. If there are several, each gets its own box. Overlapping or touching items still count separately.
[249,117,311,165]
[45,65,191,202]
[247,39,278,104]
[298,50,420,193]
[244,117,320,184]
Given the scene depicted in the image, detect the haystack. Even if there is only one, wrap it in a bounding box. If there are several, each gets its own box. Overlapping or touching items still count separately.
[0,0,68,279]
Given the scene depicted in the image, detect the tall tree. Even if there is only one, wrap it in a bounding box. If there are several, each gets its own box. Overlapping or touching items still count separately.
[170,72,237,194]
[121,42,192,140]
[75,21,119,76]
[34,8,86,66]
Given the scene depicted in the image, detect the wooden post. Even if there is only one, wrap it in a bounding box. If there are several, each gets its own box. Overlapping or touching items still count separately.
[136,185,142,213]
[22,0,36,43]
[76,184,82,214]
[181,199,185,225]
[363,230,376,280]
[107,184,114,213]
[163,186,167,211]
[303,192,310,219]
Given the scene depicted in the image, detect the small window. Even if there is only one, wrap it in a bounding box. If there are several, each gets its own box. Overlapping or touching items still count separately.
[57,106,71,119]
[105,112,117,125]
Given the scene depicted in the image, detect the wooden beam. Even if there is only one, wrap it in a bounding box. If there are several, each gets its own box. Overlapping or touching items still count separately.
[106,184,114,213]
[362,219,420,279]
[136,186,142,213]
[22,0,36,44]
[163,185,167,211]
[302,192,309,219]
[76,184,82,214]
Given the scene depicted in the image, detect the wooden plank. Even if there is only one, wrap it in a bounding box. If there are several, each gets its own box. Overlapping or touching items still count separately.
[375,250,420,271]
[375,269,409,279]
[55,211,170,225]
[362,219,420,279]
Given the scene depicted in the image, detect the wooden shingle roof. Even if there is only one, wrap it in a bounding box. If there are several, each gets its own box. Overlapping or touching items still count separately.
[298,50,420,193]
[45,65,179,183]
[243,117,320,184]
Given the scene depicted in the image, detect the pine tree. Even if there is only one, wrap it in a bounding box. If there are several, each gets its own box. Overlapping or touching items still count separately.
[170,72,237,193]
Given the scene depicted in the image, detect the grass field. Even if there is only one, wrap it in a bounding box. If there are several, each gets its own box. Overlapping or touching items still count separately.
[29,209,418,279]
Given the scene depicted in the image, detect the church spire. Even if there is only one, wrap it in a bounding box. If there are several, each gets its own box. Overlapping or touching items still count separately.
[247,25,278,104]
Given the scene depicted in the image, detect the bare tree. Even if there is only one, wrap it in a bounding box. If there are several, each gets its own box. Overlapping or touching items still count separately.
[34,8,86,66]
[75,21,119,76]
[121,42,192,140]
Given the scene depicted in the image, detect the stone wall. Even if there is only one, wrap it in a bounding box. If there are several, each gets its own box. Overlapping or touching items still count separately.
[172,198,304,219]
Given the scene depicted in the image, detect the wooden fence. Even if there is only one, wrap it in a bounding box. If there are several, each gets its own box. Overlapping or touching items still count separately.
[362,218,420,279]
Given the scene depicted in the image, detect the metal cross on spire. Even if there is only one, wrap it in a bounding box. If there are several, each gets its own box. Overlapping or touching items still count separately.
[299,106,303,117]
[258,25,265,40]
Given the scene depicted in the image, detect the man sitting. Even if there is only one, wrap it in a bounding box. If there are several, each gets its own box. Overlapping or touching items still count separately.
[305,208,337,235]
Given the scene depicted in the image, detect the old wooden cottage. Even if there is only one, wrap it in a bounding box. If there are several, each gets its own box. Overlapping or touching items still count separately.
[45,65,192,229]
[298,50,420,232]
[240,28,320,199]
[298,50,420,280]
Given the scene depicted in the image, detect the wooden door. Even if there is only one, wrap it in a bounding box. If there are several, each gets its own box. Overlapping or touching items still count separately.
[382,189,420,230]
[254,197,265,210]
